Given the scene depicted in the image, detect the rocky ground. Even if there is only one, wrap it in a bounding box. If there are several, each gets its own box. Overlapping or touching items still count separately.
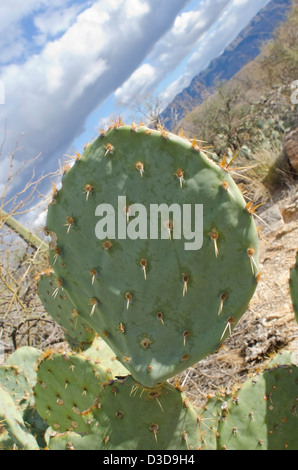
[178,180,298,407]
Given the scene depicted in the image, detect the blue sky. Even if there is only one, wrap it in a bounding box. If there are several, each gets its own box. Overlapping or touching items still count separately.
[0,0,271,227]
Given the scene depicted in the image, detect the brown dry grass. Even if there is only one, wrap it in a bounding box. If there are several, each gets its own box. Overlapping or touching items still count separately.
[0,139,65,359]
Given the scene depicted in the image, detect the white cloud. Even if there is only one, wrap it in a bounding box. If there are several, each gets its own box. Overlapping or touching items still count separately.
[124,0,150,18]
[0,0,70,63]
[33,4,86,38]
[115,0,231,106]
[115,64,157,106]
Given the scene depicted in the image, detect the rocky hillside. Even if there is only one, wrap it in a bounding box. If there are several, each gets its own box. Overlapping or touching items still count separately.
[161,0,293,129]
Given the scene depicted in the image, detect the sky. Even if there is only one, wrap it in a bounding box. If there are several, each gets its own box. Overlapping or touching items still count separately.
[0,0,271,229]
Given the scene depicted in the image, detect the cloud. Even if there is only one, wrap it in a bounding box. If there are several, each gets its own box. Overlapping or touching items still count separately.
[115,64,157,106]
[33,3,89,45]
[115,0,232,106]
[0,0,71,64]
[0,0,190,201]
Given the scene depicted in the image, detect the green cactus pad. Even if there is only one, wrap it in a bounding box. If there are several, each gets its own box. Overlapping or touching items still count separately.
[5,346,42,389]
[0,385,39,450]
[49,375,200,450]
[81,336,129,377]
[0,365,32,411]
[38,270,95,350]
[290,251,298,323]
[217,366,298,450]
[46,124,259,387]
[197,394,230,450]
[34,352,113,433]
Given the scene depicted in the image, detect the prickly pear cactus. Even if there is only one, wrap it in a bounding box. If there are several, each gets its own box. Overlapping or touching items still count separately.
[34,352,114,433]
[0,365,32,412]
[46,124,259,387]
[48,375,201,450]
[5,346,42,390]
[0,385,39,450]
[217,365,298,450]
[290,251,298,322]
[0,347,48,450]
[38,270,95,350]
[81,336,129,377]
[197,393,228,450]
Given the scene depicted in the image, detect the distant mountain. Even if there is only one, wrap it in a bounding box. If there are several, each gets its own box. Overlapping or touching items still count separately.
[161,0,293,130]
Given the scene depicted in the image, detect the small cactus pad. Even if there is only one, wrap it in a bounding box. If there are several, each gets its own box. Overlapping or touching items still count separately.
[34,352,113,433]
[46,124,259,387]
[290,251,298,323]
[38,270,95,350]
[49,375,200,450]
[0,365,32,411]
[217,366,298,450]
[5,346,42,389]
[0,385,39,450]
[81,336,129,377]
[197,394,230,450]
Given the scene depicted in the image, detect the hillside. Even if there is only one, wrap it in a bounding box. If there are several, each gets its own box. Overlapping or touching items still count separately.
[161,0,293,129]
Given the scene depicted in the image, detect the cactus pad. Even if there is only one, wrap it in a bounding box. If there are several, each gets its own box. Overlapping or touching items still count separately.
[0,365,32,411]
[81,336,129,377]
[49,375,200,450]
[0,385,39,450]
[218,365,298,450]
[46,124,259,387]
[5,346,42,389]
[197,393,229,450]
[34,352,113,433]
[38,270,95,350]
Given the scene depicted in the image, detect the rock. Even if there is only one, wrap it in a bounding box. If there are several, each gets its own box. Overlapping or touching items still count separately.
[240,145,251,159]
[282,201,298,223]
[258,205,284,235]
[281,188,298,223]
[284,128,298,171]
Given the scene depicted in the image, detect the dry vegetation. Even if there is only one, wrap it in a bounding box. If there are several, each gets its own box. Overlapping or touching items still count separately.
[0,144,64,360]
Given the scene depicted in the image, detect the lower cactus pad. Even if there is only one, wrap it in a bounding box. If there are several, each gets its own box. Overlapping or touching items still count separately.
[218,365,298,450]
[49,375,201,450]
